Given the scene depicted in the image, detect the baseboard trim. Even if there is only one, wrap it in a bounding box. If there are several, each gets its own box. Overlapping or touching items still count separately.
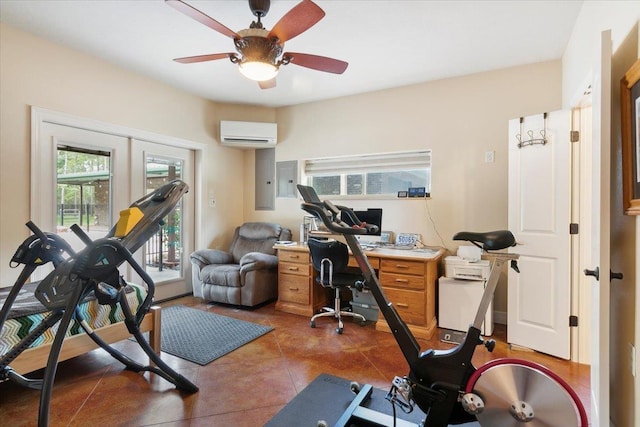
[493,310,507,325]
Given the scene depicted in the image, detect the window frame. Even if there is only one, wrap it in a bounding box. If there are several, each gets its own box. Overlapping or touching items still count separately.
[302,150,432,199]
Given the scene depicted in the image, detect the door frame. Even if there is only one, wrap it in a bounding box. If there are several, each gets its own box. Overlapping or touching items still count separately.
[569,30,612,426]
[30,106,207,294]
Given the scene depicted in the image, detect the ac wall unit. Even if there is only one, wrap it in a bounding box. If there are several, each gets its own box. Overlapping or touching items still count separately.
[219,120,277,149]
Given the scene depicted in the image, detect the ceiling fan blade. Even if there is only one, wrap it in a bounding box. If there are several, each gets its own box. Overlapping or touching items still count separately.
[268,0,324,43]
[166,0,239,39]
[173,53,234,64]
[284,52,348,74]
[258,78,277,90]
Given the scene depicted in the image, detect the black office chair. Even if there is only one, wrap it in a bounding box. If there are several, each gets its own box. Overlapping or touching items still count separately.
[308,238,367,334]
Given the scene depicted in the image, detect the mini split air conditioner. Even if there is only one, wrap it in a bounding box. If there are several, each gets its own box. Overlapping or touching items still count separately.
[219,120,277,149]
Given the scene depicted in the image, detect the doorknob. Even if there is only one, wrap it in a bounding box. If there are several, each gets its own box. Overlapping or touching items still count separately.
[584,267,600,281]
[610,271,623,281]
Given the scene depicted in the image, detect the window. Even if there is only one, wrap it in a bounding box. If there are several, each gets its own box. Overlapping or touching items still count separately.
[303,150,431,197]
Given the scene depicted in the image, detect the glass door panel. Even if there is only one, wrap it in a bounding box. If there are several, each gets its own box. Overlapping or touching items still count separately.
[144,156,184,284]
[130,139,194,298]
[56,145,113,252]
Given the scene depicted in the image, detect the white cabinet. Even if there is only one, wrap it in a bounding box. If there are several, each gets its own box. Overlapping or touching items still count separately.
[438,277,493,336]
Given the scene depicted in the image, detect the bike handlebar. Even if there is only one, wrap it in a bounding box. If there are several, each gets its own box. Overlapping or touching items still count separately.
[300,202,379,236]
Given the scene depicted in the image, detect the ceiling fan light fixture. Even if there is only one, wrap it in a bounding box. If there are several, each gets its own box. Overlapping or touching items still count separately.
[238,60,279,81]
[169,0,348,89]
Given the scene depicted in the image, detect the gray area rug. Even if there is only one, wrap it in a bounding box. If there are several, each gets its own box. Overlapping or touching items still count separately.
[160,305,273,365]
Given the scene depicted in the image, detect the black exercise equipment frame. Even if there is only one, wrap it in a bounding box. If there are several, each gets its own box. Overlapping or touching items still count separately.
[0,180,198,427]
[298,185,518,427]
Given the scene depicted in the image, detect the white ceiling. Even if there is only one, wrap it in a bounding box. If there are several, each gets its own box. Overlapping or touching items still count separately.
[0,0,583,108]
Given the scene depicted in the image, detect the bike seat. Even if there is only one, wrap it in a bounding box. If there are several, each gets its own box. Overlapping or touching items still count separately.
[452,230,515,251]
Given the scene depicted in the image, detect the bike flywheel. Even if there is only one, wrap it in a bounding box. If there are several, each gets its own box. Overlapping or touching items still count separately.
[470,361,584,426]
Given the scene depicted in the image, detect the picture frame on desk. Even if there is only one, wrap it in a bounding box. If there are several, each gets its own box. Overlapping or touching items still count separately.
[621,59,640,215]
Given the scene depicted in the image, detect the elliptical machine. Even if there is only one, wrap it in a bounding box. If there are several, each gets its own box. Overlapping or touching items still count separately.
[0,180,198,427]
[297,185,587,427]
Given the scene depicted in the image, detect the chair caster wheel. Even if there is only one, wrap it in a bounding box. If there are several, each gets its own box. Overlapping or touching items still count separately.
[350,381,361,394]
[310,321,316,328]
[337,327,343,334]
[317,421,328,427]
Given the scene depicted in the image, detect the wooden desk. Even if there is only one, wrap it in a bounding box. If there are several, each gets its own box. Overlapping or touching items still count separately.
[274,243,443,339]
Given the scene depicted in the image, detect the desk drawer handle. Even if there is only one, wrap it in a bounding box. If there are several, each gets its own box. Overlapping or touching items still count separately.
[395,264,410,269]
[289,287,299,291]
[288,266,299,271]
[289,255,300,259]
[394,278,409,283]
[396,303,409,308]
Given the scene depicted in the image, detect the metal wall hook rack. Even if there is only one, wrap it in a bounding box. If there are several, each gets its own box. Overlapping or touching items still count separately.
[516,113,548,148]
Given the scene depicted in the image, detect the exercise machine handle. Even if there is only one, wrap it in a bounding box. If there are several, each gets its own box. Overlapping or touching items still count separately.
[26,221,48,246]
[70,224,94,246]
[300,202,379,236]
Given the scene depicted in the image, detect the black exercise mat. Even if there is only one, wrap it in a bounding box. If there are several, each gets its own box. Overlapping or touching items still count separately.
[160,305,273,365]
[266,373,480,427]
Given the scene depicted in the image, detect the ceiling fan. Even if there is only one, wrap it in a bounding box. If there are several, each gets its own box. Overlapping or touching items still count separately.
[166,0,349,89]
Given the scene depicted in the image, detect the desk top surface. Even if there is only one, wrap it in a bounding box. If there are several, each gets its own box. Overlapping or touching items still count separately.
[274,242,444,261]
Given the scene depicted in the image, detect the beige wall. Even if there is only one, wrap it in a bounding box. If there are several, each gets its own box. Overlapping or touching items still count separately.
[245,61,563,315]
[0,23,274,286]
[0,18,561,316]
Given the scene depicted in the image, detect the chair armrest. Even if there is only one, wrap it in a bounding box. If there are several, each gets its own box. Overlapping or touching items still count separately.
[190,249,234,268]
[239,252,279,273]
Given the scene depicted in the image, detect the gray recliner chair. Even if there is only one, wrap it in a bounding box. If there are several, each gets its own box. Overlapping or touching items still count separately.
[190,222,292,307]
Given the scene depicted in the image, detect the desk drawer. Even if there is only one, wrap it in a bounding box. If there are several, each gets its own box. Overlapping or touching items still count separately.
[382,287,425,325]
[379,271,425,290]
[278,274,309,304]
[348,256,380,269]
[279,250,309,264]
[381,259,425,276]
[279,261,309,276]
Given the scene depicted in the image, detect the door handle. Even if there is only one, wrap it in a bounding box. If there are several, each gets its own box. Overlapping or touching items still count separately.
[584,267,623,281]
[584,267,600,281]
[610,271,623,281]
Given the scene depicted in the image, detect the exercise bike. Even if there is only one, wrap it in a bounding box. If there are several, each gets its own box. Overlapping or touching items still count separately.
[297,185,587,427]
[0,180,198,427]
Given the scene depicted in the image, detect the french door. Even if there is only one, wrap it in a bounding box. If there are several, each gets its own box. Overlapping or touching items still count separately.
[33,117,195,299]
[33,122,129,280]
[131,139,194,299]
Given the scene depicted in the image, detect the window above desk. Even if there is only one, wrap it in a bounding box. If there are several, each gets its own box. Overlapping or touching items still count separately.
[303,150,431,198]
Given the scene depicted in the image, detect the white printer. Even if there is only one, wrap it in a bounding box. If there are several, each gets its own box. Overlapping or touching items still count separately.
[444,256,491,281]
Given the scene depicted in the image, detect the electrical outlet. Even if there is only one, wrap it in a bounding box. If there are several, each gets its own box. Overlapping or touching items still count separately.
[485,150,495,163]
[208,198,216,207]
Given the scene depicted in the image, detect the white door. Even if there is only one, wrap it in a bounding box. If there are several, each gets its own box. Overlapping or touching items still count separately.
[507,111,572,359]
[131,139,195,300]
[584,30,612,427]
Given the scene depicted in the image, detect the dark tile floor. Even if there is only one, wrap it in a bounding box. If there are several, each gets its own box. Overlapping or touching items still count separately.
[0,296,590,426]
